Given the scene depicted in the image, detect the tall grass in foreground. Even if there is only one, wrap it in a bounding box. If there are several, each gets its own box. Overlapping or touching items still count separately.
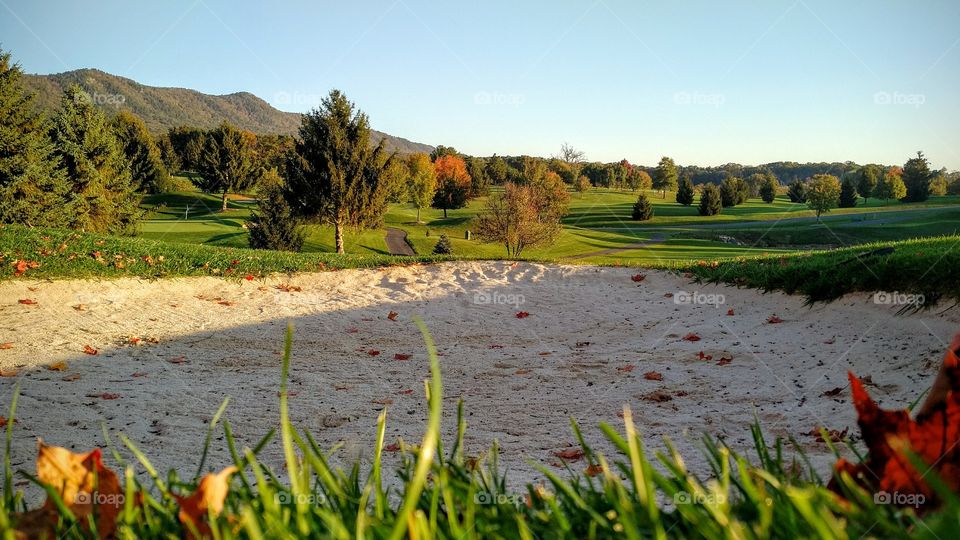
[3,323,959,538]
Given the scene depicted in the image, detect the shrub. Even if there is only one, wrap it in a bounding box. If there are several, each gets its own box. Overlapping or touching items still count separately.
[246,170,305,252]
[631,193,654,220]
[787,180,807,203]
[759,176,778,203]
[698,183,723,216]
[432,234,453,255]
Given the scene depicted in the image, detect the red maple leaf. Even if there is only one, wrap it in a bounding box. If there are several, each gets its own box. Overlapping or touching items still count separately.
[828,334,960,511]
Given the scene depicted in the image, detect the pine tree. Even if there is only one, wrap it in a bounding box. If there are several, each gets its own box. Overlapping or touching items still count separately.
[839,177,859,208]
[0,49,69,227]
[675,175,695,205]
[786,180,807,203]
[698,183,722,216]
[195,122,257,211]
[631,192,654,221]
[246,169,305,252]
[902,151,932,202]
[111,110,169,193]
[759,174,778,203]
[432,234,453,255]
[720,177,747,207]
[287,90,393,254]
[50,85,140,235]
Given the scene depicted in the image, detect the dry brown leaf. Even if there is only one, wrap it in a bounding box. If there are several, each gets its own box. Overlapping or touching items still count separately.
[47,361,67,371]
[175,466,238,540]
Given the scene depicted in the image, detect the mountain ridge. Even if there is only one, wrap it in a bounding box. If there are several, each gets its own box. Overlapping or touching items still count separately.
[22,68,435,154]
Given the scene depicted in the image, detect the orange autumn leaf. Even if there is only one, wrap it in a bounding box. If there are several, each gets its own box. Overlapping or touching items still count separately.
[828,334,960,511]
[83,345,98,355]
[617,364,635,373]
[175,466,237,540]
[643,371,663,381]
[47,361,67,371]
[0,342,12,349]
[682,333,701,342]
[553,447,585,461]
[15,442,124,538]
[387,310,399,321]
[585,463,604,477]
[18,298,37,305]
[0,369,17,377]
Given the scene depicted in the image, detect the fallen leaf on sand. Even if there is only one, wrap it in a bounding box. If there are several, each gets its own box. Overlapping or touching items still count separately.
[62,373,81,382]
[175,466,238,540]
[697,351,713,361]
[18,299,37,305]
[367,350,381,357]
[131,372,148,378]
[643,371,663,381]
[87,393,119,400]
[489,344,504,349]
[716,356,733,366]
[553,448,585,461]
[631,273,646,283]
[821,386,844,397]
[73,304,86,311]
[47,361,67,371]
[823,338,836,345]
[682,333,701,342]
[393,353,411,360]
[575,341,591,348]
[807,427,848,443]
[168,356,188,364]
[767,315,784,324]
[643,390,673,403]
[516,311,530,319]
[585,463,604,477]
[727,309,735,316]
[0,369,18,377]
[216,300,235,306]
[276,283,301,292]
[82,345,98,355]
[398,389,414,395]
[664,292,674,298]
[387,310,399,321]
[372,398,393,405]
[346,327,359,334]
[515,368,532,375]
[0,342,12,349]
[617,364,635,373]
[384,443,401,452]
[0,416,16,427]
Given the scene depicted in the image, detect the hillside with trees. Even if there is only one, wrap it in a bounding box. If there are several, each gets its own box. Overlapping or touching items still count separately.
[22,68,434,154]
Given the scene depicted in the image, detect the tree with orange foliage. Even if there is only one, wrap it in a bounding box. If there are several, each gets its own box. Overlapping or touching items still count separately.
[431,155,472,218]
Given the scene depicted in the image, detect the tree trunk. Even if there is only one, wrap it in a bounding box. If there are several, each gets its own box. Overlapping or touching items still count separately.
[221,190,229,212]
[443,207,448,218]
[335,221,344,254]
[416,207,421,223]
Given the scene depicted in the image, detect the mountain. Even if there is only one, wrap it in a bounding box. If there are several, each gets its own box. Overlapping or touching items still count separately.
[22,69,434,154]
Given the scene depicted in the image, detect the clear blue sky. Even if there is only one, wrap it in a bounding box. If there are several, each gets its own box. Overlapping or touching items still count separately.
[2,0,958,169]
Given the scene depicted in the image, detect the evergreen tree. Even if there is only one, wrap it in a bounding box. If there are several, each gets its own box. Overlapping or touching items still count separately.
[287,90,393,254]
[0,49,69,227]
[50,85,140,235]
[786,180,807,203]
[652,156,678,198]
[111,110,168,193]
[196,122,257,211]
[698,183,722,216]
[246,169,305,252]
[675,175,695,205]
[720,177,747,207]
[759,174,778,203]
[902,151,932,202]
[631,192,654,221]
[432,234,453,255]
[839,177,859,208]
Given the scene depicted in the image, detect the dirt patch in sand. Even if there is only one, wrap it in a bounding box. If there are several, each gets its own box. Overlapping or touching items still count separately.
[0,262,957,492]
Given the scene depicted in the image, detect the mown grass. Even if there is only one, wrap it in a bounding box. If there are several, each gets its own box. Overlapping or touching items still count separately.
[3,324,958,538]
[683,236,960,305]
[0,224,453,280]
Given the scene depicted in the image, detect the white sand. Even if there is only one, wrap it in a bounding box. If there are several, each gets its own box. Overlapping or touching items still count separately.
[1,262,957,492]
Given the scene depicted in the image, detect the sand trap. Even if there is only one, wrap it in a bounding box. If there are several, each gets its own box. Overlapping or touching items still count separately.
[1,262,957,492]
